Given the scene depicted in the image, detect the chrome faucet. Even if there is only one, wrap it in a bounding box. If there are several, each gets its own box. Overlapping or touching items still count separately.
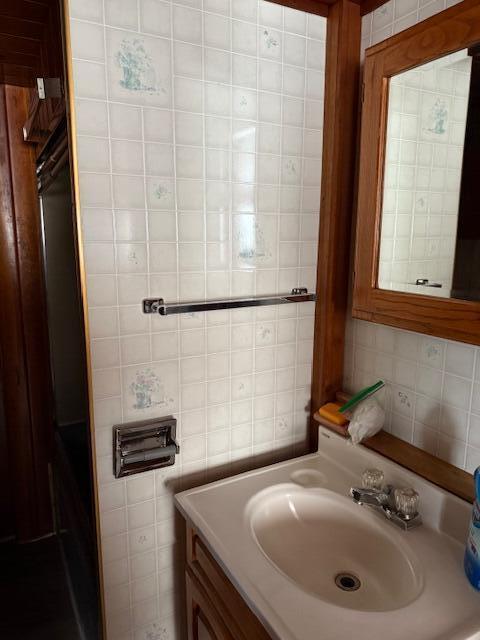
[350,485,393,507]
[350,469,422,531]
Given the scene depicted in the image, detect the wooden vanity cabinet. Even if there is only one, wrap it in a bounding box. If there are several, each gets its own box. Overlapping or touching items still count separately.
[185,526,272,640]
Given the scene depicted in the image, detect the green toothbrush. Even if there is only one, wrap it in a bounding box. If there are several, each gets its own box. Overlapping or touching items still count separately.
[338,380,385,414]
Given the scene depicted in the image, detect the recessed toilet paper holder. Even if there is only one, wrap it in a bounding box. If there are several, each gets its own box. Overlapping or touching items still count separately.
[113,416,180,478]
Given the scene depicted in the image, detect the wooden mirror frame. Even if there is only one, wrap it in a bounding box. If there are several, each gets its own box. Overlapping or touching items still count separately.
[353,0,480,346]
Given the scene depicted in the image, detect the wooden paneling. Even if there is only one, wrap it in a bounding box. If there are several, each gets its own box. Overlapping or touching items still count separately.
[0,34,40,58]
[310,0,361,449]
[353,0,480,346]
[0,0,62,87]
[0,16,45,41]
[0,1,51,23]
[0,85,53,541]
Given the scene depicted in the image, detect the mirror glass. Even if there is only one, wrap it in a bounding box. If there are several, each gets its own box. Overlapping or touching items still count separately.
[378,48,480,301]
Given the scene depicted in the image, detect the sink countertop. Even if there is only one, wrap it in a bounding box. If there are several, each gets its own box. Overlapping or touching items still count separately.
[175,427,480,640]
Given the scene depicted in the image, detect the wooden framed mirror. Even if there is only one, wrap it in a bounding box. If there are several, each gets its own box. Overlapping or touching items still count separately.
[353,0,480,346]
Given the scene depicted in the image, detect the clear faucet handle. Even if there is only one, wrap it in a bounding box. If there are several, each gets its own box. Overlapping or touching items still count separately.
[394,487,419,519]
[361,468,384,490]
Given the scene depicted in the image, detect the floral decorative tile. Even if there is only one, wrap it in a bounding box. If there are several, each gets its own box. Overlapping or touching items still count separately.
[116,38,158,92]
[146,179,175,210]
[263,29,279,49]
[421,339,444,368]
[256,322,275,346]
[123,362,178,419]
[232,215,276,268]
[260,28,281,60]
[107,29,172,107]
[392,386,414,417]
[138,621,173,640]
[421,94,450,141]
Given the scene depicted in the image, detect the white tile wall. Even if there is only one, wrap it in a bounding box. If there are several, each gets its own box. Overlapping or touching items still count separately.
[344,318,480,473]
[347,0,480,476]
[67,1,326,638]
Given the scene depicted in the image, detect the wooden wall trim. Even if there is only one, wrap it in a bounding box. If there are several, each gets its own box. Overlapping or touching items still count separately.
[260,0,389,20]
[310,0,361,449]
[267,0,330,17]
[360,0,390,16]
[5,85,54,538]
[62,0,106,634]
[0,85,37,541]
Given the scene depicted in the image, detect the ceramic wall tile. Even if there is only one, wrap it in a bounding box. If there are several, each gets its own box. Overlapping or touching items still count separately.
[69,2,326,637]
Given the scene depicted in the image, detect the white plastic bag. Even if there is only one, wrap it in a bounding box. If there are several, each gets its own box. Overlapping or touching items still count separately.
[347,396,385,445]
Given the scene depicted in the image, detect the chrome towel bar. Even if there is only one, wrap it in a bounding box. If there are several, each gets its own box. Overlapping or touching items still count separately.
[143,288,316,316]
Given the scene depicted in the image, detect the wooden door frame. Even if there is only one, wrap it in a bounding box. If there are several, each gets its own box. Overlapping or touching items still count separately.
[0,84,54,541]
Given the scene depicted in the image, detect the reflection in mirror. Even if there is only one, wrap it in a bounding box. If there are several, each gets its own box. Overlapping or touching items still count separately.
[378,48,480,300]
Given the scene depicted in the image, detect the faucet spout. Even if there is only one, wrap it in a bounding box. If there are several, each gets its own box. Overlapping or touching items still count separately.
[350,486,391,507]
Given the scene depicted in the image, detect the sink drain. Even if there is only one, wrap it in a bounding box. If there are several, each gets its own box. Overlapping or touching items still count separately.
[335,572,361,592]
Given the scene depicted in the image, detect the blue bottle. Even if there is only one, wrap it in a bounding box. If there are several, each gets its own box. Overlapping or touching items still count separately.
[465,466,480,591]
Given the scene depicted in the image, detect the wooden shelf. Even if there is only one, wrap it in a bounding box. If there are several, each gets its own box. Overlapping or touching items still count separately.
[313,392,474,504]
[313,411,349,437]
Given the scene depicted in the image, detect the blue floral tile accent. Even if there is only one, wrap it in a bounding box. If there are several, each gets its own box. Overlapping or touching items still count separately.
[154,183,172,201]
[129,368,173,410]
[425,343,441,360]
[284,159,298,177]
[127,249,140,266]
[142,623,170,640]
[236,221,272,263]
[426,98,448,134]
[422,96,448,137]
[263,29,279,49]
[257,325,272,341]
[276,416,290,435]
[415,195,428,212]
[397,391,411,409]
[116,37,164,94]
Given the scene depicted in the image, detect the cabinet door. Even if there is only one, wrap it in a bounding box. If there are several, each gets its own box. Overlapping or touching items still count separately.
[186,570,234,640]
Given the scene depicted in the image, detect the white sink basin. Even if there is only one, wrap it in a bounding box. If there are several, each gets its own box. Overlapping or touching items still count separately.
[249,486,423,611]
[176,427,480,640]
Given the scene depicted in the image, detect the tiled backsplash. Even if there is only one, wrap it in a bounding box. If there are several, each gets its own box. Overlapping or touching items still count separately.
[380,52,470,297]
[67,0,325,638]
[346,0,480,476]
[344,318,480,473]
